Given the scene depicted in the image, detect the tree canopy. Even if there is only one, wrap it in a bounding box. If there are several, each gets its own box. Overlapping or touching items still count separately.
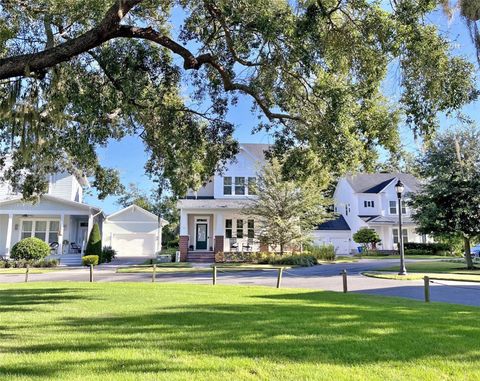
[0,0,476,198]
[410,127,480,269]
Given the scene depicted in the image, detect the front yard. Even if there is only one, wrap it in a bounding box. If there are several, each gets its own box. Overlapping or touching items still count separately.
[1,283,479,380]
[364,260,480,282]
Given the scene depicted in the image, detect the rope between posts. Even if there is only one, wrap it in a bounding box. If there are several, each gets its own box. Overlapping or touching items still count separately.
[429,279,480,291]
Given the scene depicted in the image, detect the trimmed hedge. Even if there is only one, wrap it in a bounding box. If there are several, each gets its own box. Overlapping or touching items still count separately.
[10,237,50,261]
[214,251,318,267]
[404,249,433,256]
[404,242,451,255]
[82,255,99,266]
[0,259,58,268]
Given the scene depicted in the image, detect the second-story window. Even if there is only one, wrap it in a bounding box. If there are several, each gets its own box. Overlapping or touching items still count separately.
[247,177,257,195]
[234,177,245,195]
[389,200,407,214]
[364,201,374,208]
[345,204,350,216]
[223,177,232,195]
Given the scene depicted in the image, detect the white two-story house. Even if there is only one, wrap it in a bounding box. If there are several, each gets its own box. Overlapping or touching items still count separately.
[177,143,269,261]
[313,173,429,254]
[0,158,167,260]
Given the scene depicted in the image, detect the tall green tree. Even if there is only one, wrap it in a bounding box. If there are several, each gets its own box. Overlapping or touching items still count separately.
[243,159,330,254]
[117,183,155,212]
[0,1,476,198]
[410,127,480,269]
[85,223,102,258]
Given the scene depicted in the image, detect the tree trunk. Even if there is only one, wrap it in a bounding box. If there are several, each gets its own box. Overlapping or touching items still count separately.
[464,236,474,269]
[280,243,284,256]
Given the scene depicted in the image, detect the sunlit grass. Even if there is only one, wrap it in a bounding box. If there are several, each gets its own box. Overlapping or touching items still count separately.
[0,283,479,380]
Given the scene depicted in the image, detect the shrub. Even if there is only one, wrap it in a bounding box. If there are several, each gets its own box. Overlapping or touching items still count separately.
[403,242,451,255]
[304,244,336,261]
[167,237,179,248]
[10,237,50,261]
[85,223,102,257]
[82,255,99,266]
[405,249,433,256]
[33,259,58,267]
[215,252,225,263]
[353,228,381,250]
[100,246,116,264]
[269,253,317,267]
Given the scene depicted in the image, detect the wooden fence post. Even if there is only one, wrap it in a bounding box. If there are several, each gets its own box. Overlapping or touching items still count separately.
[276,267,283,288]
[342,269,348,293]
[424,276,430,303]
[89,264,93,283]
[25,264,29,283]
[152,264,157,282]
[213,266,217,285]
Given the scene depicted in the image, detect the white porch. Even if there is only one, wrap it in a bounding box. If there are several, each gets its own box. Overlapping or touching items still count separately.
[179,207,261,257]
[0,195,101,258]
[369,223,429,251]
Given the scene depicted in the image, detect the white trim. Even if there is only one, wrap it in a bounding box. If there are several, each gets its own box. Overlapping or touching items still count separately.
[194,216,209,251]
[0,209,92,215]
[104,220,160,224]
[106,204,159,221]
[5,213,13,257]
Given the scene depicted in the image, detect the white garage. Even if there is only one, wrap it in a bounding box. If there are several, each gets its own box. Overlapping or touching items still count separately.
[102,205,168,258]
[312,215,352,255]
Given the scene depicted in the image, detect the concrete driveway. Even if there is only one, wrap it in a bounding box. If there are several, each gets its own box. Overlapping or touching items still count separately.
[1,258,479,307]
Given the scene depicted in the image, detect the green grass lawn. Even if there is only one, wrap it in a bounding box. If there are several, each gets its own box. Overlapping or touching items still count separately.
[1,283,480,380]
[117,263,289,274]
[0,268,59,274]
[357,255,458,260]
[365,261,480,282]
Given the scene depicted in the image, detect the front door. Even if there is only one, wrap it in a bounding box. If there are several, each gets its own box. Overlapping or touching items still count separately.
[196,223,208,250]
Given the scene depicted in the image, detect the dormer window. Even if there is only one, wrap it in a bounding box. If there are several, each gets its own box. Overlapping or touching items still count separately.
[364,200,375,208]
[223,177,232,195]
[235,177,245,195]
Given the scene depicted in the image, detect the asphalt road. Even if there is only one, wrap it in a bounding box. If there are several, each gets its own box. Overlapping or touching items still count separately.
[1,259,479,307]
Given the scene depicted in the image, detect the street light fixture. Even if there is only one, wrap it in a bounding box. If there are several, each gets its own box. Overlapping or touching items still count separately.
[395,179,407,275]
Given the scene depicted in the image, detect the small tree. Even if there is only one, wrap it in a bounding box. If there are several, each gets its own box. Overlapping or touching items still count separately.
[243,159,330,255]
[11,237,50,261]
[353,228,381,252]
[410,128,480,269]
[85,223,102,257]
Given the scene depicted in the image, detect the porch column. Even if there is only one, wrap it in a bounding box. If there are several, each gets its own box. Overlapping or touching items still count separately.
[84,213,93,253]
[179,209,189,261]
[214,212,224,253]
[5,213,13,258]
[58,213,65,255]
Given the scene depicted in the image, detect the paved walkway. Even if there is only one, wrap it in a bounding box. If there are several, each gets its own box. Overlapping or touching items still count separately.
[1,259,479,307]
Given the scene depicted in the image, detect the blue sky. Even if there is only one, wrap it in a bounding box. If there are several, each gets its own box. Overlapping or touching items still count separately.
[84,5,480,214]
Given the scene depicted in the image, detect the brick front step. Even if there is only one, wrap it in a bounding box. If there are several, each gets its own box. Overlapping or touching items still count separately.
[187,252,215,263]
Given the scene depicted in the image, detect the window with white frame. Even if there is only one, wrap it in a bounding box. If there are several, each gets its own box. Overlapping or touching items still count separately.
[389,200,407,215]
[364,200,375,208]
[21,220,60,244]
[223,177,232,195]
[247,219,255,238]
[393,228,408,244]
[247,177,257,195]
[225,219,233,238]
[236,219,244,238]
[234,177,245,195]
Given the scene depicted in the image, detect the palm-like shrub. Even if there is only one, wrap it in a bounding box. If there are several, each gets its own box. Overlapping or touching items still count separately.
[11,237,50,260]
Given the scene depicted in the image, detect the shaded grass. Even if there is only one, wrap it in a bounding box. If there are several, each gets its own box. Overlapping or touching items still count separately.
[0,283,480,380]
[117,263,290,274]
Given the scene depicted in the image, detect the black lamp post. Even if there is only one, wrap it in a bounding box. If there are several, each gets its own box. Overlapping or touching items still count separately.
[395,179,407,275]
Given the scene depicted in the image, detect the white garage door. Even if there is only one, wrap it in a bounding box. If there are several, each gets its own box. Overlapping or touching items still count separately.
[328,238,351,255]
[112,234,157,257]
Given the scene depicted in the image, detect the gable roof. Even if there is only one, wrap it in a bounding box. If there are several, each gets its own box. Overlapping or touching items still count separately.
[106,204,168,225]
[0,194,102,214]
[345,173,420,193]
[315,215,351,231]
[240,143,271,162]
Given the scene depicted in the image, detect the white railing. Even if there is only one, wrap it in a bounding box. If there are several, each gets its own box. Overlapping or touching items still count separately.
[225,238,260,252]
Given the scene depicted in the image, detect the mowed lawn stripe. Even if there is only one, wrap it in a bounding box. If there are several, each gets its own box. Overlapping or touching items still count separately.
[0,283,479,380]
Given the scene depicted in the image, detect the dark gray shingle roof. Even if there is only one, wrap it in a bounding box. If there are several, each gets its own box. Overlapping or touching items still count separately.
[345,173,420,193]
[316,215,351,231]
